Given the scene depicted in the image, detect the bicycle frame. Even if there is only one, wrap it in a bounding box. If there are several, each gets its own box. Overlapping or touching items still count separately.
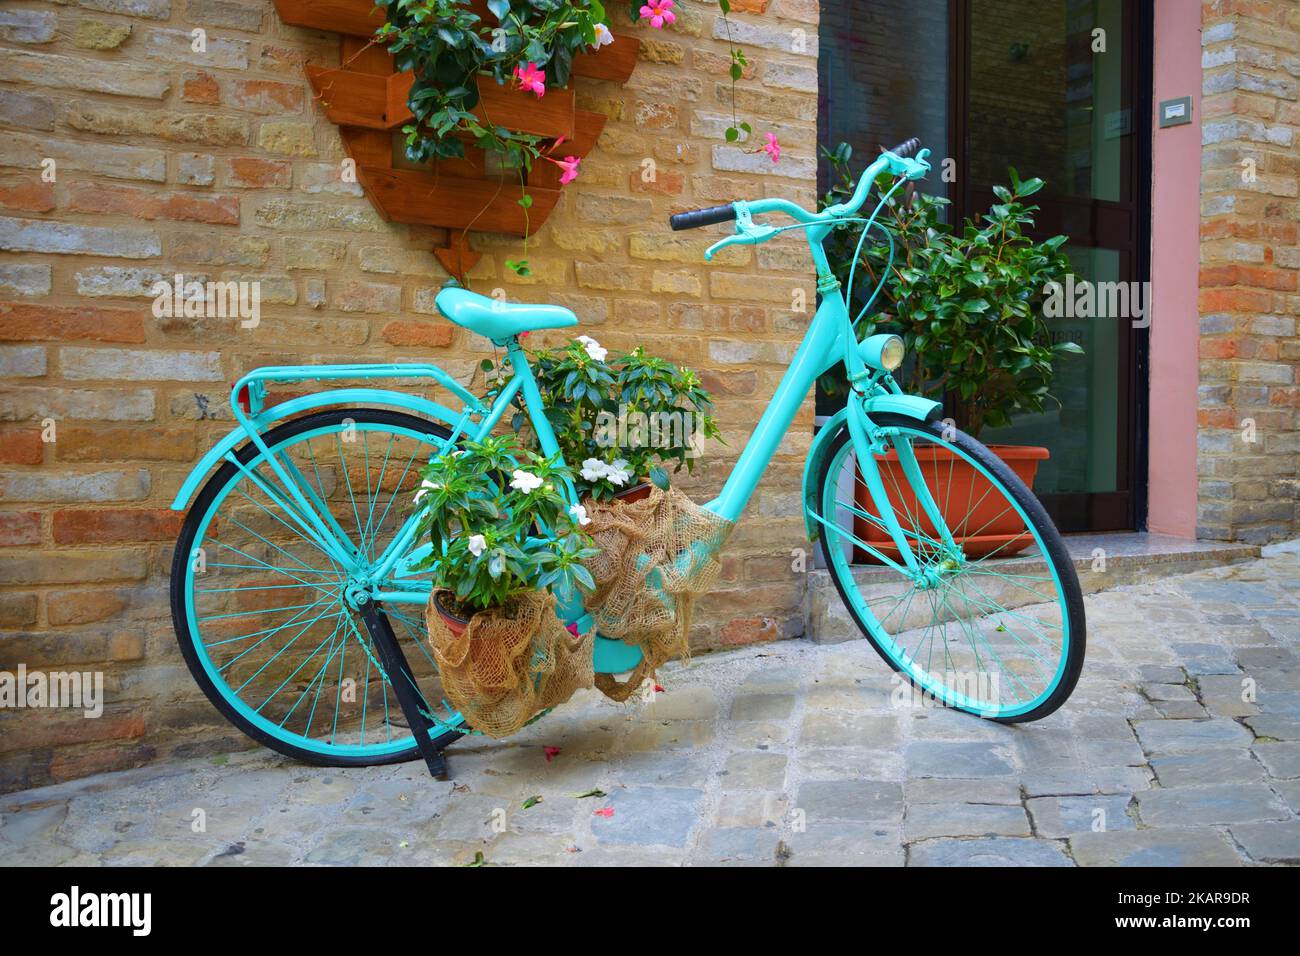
[170,150,951,673]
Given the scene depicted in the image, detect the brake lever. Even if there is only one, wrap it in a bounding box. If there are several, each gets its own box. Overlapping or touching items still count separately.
[704,203,776,260]
[901,147,932,182]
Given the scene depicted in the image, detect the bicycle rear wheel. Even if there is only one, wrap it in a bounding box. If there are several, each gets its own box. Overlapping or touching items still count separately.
[170,408,464,766]
[811,413,1085,722]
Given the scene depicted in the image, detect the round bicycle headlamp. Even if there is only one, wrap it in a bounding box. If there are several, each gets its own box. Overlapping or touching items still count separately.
[860,333,906,372]
[879,334,906,371]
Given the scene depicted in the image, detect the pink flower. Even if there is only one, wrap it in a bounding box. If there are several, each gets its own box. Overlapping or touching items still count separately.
[639,0,676,29]
[762,132,780,164]
[593,807,615,818]
[514,61,546,97]
[547,154,581,185]
[543,746,561,762]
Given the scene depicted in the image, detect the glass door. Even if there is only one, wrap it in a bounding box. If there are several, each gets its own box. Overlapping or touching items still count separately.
[818,0,1152,533]
[956,0,1150,531]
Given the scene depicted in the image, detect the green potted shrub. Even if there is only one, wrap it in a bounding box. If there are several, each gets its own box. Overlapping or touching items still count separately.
[820,144,1081,558]
[484,336,722,503]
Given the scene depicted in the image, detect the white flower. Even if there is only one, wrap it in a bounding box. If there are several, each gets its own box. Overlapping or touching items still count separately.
[569,503,592,526]
[489,553,505,576]
[592,22,614,48]
[605,458,631,486]
[467,534,486,557]
[580,457,610,482]
[510,469,543,493]
[575,334,607,362]
[413,479,440,503]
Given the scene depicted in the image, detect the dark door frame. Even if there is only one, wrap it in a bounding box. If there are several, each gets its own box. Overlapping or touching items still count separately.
[946,0,1152,533]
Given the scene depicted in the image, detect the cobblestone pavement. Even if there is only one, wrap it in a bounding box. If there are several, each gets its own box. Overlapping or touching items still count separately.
[3,546,1299,867]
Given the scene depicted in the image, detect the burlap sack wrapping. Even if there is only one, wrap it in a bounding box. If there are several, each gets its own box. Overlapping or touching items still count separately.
[582,487,734,701]
[425,590,594,738]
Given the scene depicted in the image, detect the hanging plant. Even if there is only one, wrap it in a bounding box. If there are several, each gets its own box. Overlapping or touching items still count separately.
[630,0,780,160]
[376,0,610,276]
[377,0,609,167]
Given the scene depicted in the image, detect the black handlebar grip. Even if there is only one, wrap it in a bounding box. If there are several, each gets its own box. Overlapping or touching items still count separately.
[669,204,737,231]
[886,137,920,158]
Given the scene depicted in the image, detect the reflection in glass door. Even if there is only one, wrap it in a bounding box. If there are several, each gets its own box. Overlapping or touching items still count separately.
[958,0,1150,532]
[817,0,1151,533]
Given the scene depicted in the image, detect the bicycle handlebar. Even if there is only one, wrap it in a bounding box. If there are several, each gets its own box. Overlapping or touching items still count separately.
[669,204,738,231]
[887,137,921,158]
[678,138,932,258]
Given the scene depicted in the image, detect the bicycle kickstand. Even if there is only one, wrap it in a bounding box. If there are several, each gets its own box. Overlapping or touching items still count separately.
[357,600,451,781]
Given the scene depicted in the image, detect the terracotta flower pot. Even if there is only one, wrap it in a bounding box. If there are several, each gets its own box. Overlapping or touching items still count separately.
[613,481,653,503]
[851,445,1050,562]
[431,590,471,638]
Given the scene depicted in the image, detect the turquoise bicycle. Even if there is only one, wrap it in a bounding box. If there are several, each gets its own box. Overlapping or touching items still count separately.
[169,139,1085,778]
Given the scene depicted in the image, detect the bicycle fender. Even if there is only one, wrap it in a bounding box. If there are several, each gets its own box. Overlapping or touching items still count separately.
[169,388,466,510]
[801,395,942,540]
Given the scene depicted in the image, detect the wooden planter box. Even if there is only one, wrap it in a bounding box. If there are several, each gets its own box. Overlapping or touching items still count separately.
[273,0,639,273]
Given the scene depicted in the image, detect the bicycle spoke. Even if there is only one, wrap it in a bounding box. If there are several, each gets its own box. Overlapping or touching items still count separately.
[181,414,462,759]
[817,419,1078,718]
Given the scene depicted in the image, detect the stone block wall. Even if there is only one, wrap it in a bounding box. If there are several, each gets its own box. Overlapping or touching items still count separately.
[1198,0,1300,542]
[0,0,820,790]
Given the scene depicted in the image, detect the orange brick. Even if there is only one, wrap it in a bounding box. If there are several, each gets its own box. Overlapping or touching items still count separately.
[55,427,196,462]
[1200,337,1238,359]
[230,79,304,113]
[1198,288,1274,313]
[0,511,41,547]
[1198,408,1238,428]
[52,509,184,545]
[720,616,780,646]
[0,302,146,344]
[47,588,129,626]
[225,157,292,189]
[67,183,239,225]
[628,169,684,196]
[0,181,55,213]
[382,320,453,348]
[182,71,220,105]
[0,428,43,465]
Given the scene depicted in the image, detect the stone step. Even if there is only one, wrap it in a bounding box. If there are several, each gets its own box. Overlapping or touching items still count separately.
[806,532,1261,644]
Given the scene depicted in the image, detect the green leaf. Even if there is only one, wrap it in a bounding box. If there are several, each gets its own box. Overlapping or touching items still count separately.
[521,795,543,809]
[573,788,606,799]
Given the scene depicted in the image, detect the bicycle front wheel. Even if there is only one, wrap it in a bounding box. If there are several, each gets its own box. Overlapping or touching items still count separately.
[170,408,465,766]
[812,413,1085,722]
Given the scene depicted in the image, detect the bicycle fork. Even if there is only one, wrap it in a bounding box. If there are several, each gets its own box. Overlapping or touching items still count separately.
[843,397,962,584]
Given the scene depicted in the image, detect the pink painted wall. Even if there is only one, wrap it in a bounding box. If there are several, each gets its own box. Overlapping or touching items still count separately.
[1146,0,1202,538]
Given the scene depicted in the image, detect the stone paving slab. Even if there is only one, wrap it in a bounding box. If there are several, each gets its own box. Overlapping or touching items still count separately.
[1,548,1299,866]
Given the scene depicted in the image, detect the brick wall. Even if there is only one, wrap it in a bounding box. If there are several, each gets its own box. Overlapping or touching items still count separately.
[0,0,820,791]
[1198,0,1300,543]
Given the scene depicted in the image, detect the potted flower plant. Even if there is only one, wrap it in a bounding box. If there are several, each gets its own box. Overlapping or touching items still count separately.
[483,335,722,504]
[412,432,602,736]
[819,144,1081,559]
[413,433,598,631]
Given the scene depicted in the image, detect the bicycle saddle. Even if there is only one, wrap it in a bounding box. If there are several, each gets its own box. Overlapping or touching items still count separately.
[435,287,578,342]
